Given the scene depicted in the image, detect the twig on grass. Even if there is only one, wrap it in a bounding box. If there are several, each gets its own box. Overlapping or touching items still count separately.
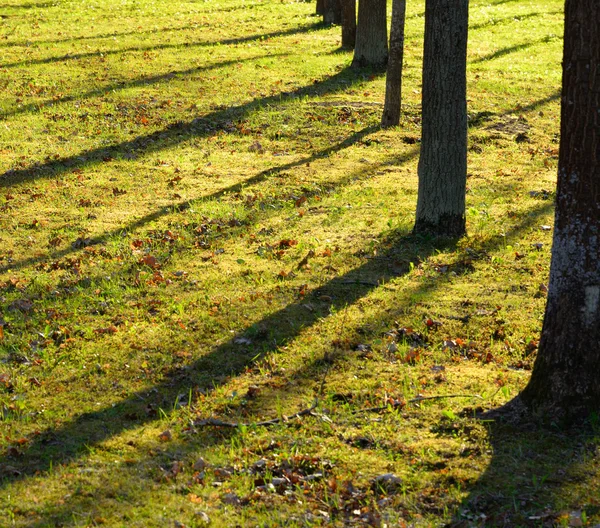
[194,399,319,428]
[194,393,483,428]
[352,393,483,415]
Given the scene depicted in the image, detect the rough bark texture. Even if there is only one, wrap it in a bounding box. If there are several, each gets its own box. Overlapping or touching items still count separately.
[316,0,324,16]
[324,0,342,24]
[413,0,469,237]
[520,0,600,422]
[381,0,406,127]
[352,0,387,69]
[341,0,356,49]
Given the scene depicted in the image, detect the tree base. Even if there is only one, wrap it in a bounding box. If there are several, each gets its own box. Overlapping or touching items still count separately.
[412,214,466,238]
[381,110,400,128]
[351,56,387,71]
[477,396,532,425]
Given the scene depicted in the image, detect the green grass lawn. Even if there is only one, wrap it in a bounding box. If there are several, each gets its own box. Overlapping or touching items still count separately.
[1,0,599,526]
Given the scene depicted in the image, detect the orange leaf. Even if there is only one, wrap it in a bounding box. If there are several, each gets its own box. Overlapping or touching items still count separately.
[140,255,160,269]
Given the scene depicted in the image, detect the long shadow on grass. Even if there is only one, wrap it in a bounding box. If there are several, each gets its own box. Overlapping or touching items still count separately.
[8,201,557,527]
[0,230,447,488]
[0,64,367,189]
[0,1,53,10]
[0,21,326,69]
[472,36,559,64]
[469,11,546,32]
[447,422,599,526]
[1,52,286,119]
[0,88,561,275]
[511,91,561,114]
[0,124,385,276]
[1,2,281,48]
[467,91,561,128]
[0,23,208,48]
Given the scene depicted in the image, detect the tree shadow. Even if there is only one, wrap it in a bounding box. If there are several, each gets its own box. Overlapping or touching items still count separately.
[1,64,366,189]
[0,196,554,484]
[0,228,444,489]
[0,123,386,275]
[511,92,561,114]
[0,23,224,49]
[0,21,326,69]
[467,91,561,128]
[0,1,53,10]
[469,11,545,32]
[487,0,526,5]
[0,197,557,526]
[448,419,600,527]
[1,52,287,119]
[472,36,559,64]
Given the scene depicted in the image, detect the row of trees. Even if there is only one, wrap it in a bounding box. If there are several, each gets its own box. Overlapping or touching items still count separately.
[318,0,466,236]
[317,0,600,424]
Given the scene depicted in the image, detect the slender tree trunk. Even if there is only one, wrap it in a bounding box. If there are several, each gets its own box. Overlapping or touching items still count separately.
[413,0,469,237]
[520,0,600,422]
[324,0,342,24]
[316,0,324,16]
[341,0,356,49]
[352,0,388,69]
[381,0,407,127]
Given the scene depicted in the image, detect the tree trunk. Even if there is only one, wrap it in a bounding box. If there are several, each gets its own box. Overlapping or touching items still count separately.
[323,0,342,24]
[381,0,407,127]
[316,0,324,16]
[520,0,600,422]
[413,0,469,237]
[341,0,356,49]
[352,0,388,69]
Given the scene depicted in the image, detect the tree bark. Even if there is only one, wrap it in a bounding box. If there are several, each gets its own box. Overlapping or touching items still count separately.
[341,0,356,49]
[316,0,324,16]
[413,0,469,237]
[352,0,388,70]
[324,0,342,24]
[381,0,407,127]
[520,0,600,422]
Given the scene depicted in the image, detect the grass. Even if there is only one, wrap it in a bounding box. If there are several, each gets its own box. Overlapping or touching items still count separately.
[1,0,599,526]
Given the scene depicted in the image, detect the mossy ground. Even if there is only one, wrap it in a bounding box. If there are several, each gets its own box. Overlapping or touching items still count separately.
[1,0,598,526]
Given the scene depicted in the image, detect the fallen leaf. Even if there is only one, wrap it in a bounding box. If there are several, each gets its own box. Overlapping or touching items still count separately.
[278,239,298,249]
[140,254,160,269]
[159,430,172,442]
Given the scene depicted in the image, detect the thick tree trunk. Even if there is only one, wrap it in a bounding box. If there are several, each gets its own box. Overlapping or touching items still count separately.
[324,0,342,24]
[413,0,469,237]
[352,0,388,69]
[381,0,407,127]
[316,0,324,16]
[520,0,600,422]
[341,0,356,49]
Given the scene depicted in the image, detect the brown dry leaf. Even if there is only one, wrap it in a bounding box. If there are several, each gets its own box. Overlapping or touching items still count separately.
[403,350,421,364]
[295,196,307,207]
[158,430,172,442]
[94,326,118,335]
[140,254,160,269]
[278,239,298,249]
